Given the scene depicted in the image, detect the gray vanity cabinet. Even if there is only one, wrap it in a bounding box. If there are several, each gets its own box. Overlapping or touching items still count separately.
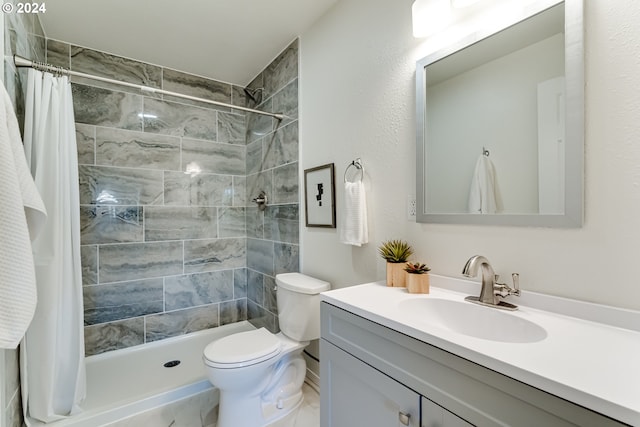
[322,340,420,426]
[422,397,473,427]
[320,302,626,427]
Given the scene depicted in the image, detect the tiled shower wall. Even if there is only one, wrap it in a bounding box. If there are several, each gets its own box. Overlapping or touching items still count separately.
[2,5,45,427]
[244,41,300,332]
[44,39,299,356]
[2,8,298,421]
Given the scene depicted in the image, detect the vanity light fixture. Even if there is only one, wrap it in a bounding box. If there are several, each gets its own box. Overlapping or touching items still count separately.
[450,0,482,8]
[412,0,542,39]
[412,0,453,38]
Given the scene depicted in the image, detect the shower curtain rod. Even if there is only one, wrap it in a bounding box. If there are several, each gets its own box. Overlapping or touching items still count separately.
[13,55,285,121]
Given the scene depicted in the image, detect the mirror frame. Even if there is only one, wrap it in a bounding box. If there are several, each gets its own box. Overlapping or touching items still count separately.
[416,0,584,227]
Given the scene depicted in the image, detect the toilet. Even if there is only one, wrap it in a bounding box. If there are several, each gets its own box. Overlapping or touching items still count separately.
[203,272,330,427]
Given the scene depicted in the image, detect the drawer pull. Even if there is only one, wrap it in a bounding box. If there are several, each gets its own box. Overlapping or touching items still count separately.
[399,412,411,425]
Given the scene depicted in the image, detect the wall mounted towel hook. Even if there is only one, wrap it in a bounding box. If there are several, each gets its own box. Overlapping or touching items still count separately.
[344,158,364,183]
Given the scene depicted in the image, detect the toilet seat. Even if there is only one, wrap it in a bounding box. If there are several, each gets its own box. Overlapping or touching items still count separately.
[203,328,282,369]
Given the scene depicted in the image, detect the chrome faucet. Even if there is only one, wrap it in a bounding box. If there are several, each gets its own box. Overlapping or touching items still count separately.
[462,255,520,311]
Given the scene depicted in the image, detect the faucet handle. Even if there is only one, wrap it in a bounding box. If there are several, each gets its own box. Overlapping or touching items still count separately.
[510,273,520,296]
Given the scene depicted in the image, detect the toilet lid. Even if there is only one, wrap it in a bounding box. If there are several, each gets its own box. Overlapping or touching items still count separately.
[203,328,281,367]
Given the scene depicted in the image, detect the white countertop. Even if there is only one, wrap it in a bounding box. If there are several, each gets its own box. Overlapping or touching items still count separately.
[320,276,640,426]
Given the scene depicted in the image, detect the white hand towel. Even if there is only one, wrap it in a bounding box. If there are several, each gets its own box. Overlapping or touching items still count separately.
[0,81,47,349]
[340,181,368,246]
[468,155,500,214]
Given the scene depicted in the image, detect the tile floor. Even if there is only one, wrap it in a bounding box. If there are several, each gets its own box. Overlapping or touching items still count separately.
[267,382,321,427]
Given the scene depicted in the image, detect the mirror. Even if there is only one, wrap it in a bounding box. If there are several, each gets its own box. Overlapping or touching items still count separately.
[416,0,583,227]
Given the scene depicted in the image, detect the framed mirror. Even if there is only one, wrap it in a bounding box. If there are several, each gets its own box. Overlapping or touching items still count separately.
[416,0,583,227]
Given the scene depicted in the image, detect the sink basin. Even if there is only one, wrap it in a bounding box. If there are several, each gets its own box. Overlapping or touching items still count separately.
[398,298,547,343]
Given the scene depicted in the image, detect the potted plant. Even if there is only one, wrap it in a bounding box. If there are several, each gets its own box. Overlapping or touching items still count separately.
[378,240,413,287]
[404,262,431,294]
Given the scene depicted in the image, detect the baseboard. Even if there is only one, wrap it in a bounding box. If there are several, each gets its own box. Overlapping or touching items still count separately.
[305,368,320,394]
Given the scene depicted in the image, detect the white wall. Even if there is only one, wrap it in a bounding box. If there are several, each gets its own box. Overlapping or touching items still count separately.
[300,0,640,311]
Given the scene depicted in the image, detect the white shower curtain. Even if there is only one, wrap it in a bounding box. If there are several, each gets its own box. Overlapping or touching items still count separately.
[21,69,86,423]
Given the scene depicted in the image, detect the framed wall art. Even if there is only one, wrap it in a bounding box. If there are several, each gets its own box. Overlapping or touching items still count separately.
[304,163,336,228]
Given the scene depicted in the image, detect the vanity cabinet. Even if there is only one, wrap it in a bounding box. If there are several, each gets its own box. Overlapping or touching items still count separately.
[322,340,420,426]
[322,339,471,427]
[320,302,626,427]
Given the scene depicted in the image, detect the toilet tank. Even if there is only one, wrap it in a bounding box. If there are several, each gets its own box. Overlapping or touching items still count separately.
[276,273,330,342]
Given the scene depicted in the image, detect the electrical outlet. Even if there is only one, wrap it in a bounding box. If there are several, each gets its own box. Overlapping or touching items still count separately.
[408,195,416,221]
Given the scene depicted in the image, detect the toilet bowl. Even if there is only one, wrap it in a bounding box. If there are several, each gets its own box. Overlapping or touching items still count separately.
[203,273,330,427]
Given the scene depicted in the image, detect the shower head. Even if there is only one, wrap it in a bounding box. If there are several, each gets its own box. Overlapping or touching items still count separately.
[243,87,263,104]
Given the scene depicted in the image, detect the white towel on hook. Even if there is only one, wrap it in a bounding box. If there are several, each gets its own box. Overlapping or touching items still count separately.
[468,154,500,214]
[0,80,47,349]
[340,180,368,246]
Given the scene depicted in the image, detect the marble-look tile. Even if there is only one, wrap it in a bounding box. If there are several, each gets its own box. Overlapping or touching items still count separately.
[182,138,245,176]
[232,176,246,207]
[247,269,265,306]
[163,67,232,109]
[84,318,145,356]
[46,39,70,68]
[81,245,98,285]
[263,121,298,170]
[247,300,277,333]
[272,79,298,125]
[247,238,274,276]
[274,243,300,275]
[245,73,264,109]
[99,241,183,284]
[33,13,45,37]
[269,383,320,427]
[80,205,143,245]
[70,46,162,94]
[96,127,181,170]
[247,170,273,207]
[246,100,275,144]
[263,275,278,314]
[79,165,164,205]
[264,40,299,99]
[217,112,246,145]
[233,268,247,299]
[246,206,264,239]
[5,10,28,39]
[108,388,218,427]
[264,204,299,244]
[144,206,217,241]
[6,24,45,63]
[76,123,95,165]
[231,85,248,109]
[83,279,164,325]
[272,162,299,204]
[220,299,248,326]
[164,270,233,311]
[218,207,245,238]
[145,304,219,342]
[246,138,263,175]
[143,98,217,141]
[164,172,233,207]
[183,238,246,274]
[72,83,143,131]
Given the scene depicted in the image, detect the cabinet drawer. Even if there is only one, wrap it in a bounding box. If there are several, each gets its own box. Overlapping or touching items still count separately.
[321,302,626,427]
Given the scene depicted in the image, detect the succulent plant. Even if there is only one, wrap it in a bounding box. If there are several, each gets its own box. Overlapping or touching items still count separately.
[404,262,431,274]
[378,240,413,263]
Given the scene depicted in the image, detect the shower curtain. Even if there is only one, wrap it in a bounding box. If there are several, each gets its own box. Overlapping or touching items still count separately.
[20,69,86,423]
